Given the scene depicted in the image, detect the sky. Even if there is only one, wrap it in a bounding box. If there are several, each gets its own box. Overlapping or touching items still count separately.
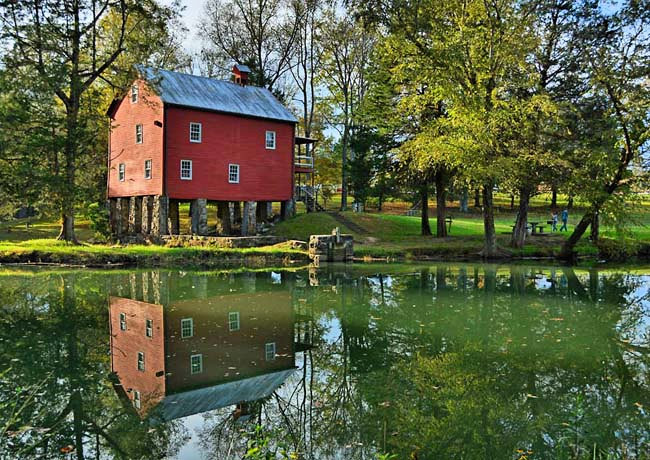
[165,0,209,53]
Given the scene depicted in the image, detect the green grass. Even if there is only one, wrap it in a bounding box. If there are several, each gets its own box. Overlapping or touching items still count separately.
[269,211,613,260]
[0,238,308,268]
[1,191,648,265]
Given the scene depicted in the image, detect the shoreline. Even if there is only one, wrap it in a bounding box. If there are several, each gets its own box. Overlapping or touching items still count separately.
[1,243,648,269]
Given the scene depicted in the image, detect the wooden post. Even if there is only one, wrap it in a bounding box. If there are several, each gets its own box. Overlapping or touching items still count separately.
[216,201,232,235]
[169,200,180,235]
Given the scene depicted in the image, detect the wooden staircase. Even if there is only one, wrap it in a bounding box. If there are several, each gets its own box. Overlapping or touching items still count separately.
[295,186,325,212]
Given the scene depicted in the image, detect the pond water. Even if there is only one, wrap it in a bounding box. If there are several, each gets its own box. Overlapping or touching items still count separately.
[1,264,650,459]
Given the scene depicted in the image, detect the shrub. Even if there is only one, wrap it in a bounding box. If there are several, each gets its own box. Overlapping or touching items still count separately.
[86,202,110,237]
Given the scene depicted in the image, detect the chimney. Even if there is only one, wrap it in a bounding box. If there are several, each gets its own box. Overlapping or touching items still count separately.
[232,63,250,86]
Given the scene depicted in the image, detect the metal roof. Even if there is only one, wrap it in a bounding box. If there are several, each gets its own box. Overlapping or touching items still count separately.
[234,63,251,73]
[153,368,296,422]
[139,67,297,123]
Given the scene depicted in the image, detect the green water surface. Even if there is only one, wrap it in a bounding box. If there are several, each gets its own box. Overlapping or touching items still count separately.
[1,264,649,459]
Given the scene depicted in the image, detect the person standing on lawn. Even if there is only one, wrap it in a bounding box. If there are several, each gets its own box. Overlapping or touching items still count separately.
[560,208,569,232]
[552,210,558,232]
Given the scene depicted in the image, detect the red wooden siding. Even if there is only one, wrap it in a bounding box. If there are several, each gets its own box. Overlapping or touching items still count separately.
[163,291,294,392]
[107,80,164,198]
[109,297,165,415]
[165,106,295,201]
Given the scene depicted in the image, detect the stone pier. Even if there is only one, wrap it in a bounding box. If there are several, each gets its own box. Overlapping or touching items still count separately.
[151,195,169,236]
[128,196,142,234]
[281,199,295,221]
[119,197,129,233]
[190,198,208,235]
[216,201,232,235]
[241,201,257,236]
[141,196,153,234]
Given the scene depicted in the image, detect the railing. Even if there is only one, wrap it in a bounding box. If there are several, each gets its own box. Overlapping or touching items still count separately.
[294,155,314,168]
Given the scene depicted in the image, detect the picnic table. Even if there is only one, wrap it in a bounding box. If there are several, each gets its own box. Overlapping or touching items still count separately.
[511,221,546,235]
[528,221,546,234]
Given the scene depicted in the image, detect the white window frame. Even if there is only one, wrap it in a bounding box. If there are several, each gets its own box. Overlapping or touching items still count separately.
[265,342,276,361]
[181,318,194,338]
[135,124,143,144]
[145,318,153,338]
[228,312,240,332]
[118,163,125,182]
[190,354,203,375]
[133,390,141,409]
[180,160,192,180]
[228,164,240,184]
[137,352,145,371]
[131,85,139,103]
[144,159,152,180]
[119,312,127,331]
[189,122,202,143]
[265,131,276,150]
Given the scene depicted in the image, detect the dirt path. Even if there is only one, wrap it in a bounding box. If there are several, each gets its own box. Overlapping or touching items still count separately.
[326,212,368,235]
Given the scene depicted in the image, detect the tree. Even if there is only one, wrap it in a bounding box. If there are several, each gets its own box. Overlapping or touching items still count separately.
[200,0,300,98]
[356,0,539,255]
[560,1,650,258]
[319,8,374,211]
[0,0,181,242]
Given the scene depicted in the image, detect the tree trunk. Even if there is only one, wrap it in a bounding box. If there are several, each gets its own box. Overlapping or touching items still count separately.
[510,187,530,249]
[590,210,599,243]
[435,170,447,238]
[420,184,431,236]
[551,186,557,208]
[559,212,593,259]
[567,193,574,210]
[474,188,481,208]
[57,104,79,243]
[481,183,498,257]
[510,194,515,209]
[340,124,349,211]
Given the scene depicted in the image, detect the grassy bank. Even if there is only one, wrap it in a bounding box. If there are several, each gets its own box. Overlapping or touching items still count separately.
[1,192,648,266]
[0,239,309,269]
[270,211,643,261]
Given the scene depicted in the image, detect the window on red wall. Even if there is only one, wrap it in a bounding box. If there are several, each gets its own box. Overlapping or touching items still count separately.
[144,160,152,179]
[265,131,276,149]
[135,124,143,144]
[229,164,240,183]
[190,123,202,143]
[180,160,192,180]
[118,164,125,182]
[131,85,139,103]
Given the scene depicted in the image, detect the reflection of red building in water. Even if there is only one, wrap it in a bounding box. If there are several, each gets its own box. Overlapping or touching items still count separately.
[109,290,299,421]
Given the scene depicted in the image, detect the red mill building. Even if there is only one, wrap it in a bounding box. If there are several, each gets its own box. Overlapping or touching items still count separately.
[106,65,316,238]
[108,271,313,421]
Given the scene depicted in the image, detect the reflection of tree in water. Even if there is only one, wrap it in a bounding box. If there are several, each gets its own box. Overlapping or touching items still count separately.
[0,272,187,459]
[1,266,649,459]
[193,266,650,459]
